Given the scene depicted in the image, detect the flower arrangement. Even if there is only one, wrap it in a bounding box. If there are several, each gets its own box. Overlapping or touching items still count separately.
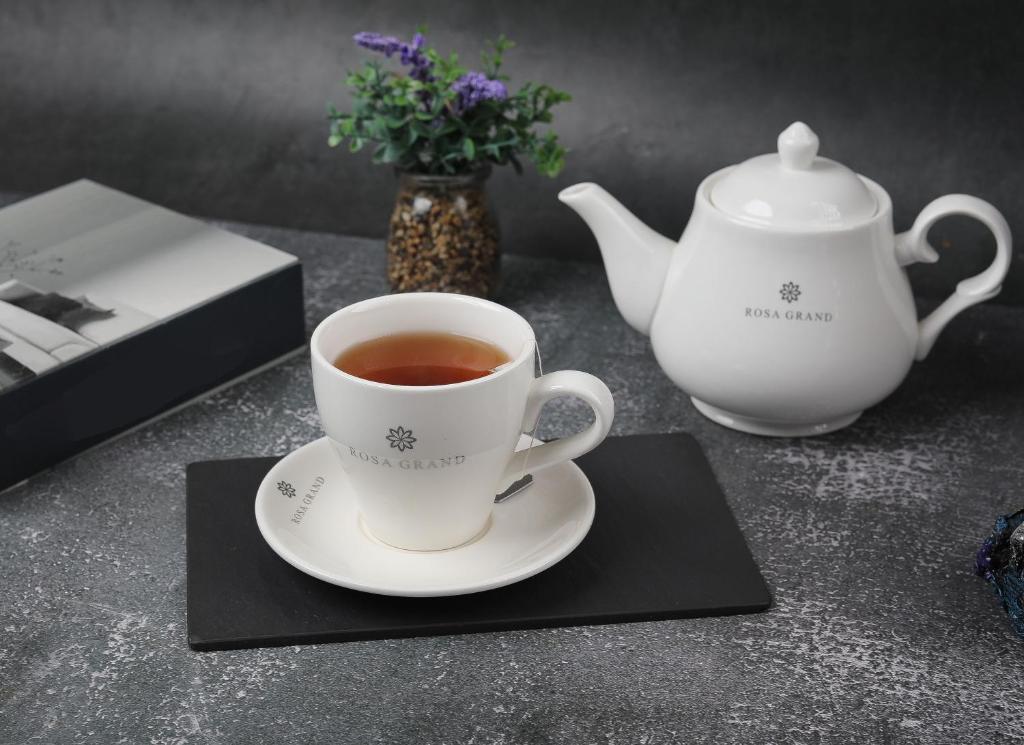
[327,30,570,177]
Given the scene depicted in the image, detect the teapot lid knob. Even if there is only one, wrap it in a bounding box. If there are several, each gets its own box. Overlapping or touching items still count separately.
[778,122,819,170]
[708,119,877,230]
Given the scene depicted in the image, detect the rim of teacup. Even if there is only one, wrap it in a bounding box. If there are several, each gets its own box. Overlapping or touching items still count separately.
[310,292,537,392]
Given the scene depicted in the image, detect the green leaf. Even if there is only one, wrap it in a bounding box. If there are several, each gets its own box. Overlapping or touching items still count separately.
[410,119,432,138]
[329,33,571,178]
[432,121,459,136]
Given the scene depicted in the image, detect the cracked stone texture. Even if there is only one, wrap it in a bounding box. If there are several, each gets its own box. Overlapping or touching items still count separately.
[2,198,1024,743]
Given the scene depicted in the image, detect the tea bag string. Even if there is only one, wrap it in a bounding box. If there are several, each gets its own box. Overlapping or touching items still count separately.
[517,339,544,482]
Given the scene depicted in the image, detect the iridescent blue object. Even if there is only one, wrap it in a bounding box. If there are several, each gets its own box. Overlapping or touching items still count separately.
[975,508,1024,638]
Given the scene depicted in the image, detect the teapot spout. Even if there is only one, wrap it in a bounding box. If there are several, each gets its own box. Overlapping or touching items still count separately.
[559,183,675,336]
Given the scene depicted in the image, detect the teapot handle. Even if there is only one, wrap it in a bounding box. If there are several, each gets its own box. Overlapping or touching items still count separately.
[895,194,1012,360]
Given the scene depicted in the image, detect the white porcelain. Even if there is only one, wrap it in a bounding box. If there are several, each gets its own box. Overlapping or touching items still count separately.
[254,436,595,597]
[709,121,878,230]
[310,292,614,551]
[559,121,1012,436]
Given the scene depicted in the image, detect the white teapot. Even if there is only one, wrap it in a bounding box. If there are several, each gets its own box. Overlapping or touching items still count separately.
[559,122,1012,436]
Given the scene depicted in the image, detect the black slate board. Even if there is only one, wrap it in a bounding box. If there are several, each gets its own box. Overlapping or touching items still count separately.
[186,433,771,650]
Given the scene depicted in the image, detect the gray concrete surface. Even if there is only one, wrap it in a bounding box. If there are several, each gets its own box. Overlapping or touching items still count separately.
[2,205,1024,743]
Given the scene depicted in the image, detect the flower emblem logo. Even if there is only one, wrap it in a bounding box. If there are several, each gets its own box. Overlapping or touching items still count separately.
[276,481,296,499]
[779,281,801,303]
[386,426,417,452]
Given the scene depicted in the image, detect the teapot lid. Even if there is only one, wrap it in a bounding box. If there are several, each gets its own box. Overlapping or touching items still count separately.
[709,122,877,230]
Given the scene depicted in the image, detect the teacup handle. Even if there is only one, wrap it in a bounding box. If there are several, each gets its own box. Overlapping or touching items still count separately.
[895,194,1012,360]
[498,370,615,491]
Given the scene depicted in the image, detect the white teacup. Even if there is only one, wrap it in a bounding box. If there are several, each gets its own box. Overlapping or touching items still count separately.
[310,292,614,551]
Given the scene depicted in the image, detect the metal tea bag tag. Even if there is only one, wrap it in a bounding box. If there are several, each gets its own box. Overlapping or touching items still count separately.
[494,339,543,503]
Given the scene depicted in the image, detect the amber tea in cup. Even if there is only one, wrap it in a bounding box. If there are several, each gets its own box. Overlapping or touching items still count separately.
[334,331,511,386]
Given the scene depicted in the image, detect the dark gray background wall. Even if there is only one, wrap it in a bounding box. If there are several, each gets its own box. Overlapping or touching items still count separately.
[2,0,1023,303]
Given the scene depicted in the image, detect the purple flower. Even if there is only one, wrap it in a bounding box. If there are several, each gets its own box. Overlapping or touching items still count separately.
[452,71,508,113]
[353,32,404,57]
[400,32,424,65]
[354,31,433,82]
[402,33,433,82]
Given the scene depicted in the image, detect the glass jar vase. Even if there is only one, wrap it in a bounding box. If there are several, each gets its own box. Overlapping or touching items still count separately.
[386,168,500,298]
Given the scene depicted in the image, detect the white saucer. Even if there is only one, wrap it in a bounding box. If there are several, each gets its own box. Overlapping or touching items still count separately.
[254,437,595,597]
